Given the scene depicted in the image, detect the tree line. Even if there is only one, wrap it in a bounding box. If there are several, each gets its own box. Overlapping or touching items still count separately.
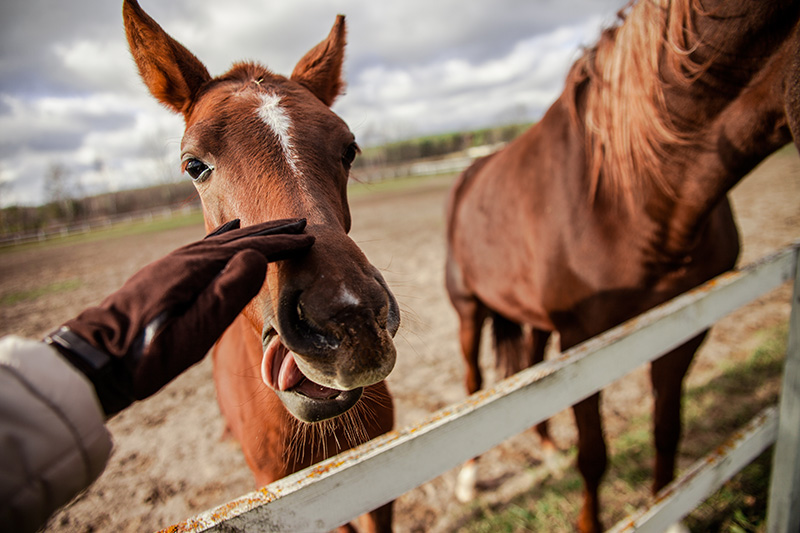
[0,181,198,237]
[354,122,531,169]
[1,122,532,237]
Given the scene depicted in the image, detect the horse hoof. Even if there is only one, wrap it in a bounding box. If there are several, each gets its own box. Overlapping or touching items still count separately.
[664,522,690,533]
[540,442,559,471]
[455,461,477,503]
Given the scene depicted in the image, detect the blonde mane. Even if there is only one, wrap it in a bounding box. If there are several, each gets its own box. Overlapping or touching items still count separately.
[566,0,710,206]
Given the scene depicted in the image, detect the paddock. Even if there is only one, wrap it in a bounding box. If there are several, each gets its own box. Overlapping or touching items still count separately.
[159,239,800,532]
[0,147,796,531]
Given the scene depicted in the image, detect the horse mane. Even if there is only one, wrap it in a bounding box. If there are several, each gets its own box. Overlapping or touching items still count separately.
[219,62,279,86]
[565,0,711,206]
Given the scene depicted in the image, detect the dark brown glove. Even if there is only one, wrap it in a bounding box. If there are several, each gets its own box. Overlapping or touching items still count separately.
[44,218,313,416]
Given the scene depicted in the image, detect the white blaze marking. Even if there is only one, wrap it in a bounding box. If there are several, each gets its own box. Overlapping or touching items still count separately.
[257,93,299,174]
[339,287,360,307]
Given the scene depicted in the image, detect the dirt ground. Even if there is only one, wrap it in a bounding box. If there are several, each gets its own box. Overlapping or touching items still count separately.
[0,147,797,532]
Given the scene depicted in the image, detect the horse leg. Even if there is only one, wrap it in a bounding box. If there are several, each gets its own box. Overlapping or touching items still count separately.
[495,319,558,463]
[528,328,557,461]
[354,502,393,533]
[650,333,705,492]
[572,392,607,533]
[446,253,489,394]
[450,291,488,502]
[456,311,523,504]
[458,297,489,395]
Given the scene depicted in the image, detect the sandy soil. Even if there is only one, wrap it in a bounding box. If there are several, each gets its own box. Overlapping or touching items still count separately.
[0,147,797,532]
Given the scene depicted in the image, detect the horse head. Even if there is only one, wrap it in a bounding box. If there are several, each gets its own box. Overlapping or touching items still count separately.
[123,0,399,423]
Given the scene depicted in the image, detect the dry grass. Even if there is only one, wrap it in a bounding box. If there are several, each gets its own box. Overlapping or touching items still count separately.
[460,324,787,532]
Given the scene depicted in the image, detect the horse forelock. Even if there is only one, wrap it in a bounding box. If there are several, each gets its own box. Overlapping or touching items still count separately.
[565,0,710,207]
[219,62,277,85]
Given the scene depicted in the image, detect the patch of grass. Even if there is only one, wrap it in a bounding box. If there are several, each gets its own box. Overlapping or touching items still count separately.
[460,323,787,532]
[682,325,786,458]
[1,279,83,306]
[682,324,787,533]
[0,211,205,255]
[609,423,654,489]
[686,450,772,533]
[462,458,584,532]
[348,172,457,199]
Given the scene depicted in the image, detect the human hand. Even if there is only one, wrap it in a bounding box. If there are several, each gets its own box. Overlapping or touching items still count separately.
[45,218,314,415]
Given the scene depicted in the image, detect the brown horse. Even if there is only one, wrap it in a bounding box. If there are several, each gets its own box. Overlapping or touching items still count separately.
[446,1,800,531]
[123,1,397,531]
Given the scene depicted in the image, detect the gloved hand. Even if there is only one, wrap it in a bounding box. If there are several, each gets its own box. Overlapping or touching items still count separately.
[44,218,313,416]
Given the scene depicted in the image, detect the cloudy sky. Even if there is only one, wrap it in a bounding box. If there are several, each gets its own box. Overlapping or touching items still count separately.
[0,0,622,206]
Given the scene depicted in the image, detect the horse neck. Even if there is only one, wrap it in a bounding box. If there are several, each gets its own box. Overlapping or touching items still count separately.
[659,0,797,142]
[612,2,798,258]
[657,52,794,259]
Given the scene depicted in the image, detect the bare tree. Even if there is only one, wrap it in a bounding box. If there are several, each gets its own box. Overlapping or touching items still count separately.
[0,164,10,233]
[145,129,181,185]
[43,162,81,223]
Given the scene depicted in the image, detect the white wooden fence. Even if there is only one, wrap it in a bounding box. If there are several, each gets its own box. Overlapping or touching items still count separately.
[0,204,201,248]
[166,242,800,533]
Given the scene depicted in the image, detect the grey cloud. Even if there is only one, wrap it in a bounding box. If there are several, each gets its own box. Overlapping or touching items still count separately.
[0,0,121,95]
[1,105,136,158]
[1,0,627,206]
[26,131,84,153]
[347,0,619,72]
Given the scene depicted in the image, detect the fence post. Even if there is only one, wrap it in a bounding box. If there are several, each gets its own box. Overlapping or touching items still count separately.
[767,246,800,533]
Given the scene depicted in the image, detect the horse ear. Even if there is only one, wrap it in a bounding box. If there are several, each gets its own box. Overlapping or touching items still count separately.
[291,15,347,107]
[123,0,211,115]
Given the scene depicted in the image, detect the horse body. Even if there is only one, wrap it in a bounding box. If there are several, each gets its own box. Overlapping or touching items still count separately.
[447,1,799,531]
[123,2,396,530]
[449,93,742,343]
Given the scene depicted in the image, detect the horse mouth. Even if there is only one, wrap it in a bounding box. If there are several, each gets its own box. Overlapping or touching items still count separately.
[261,330,362,423]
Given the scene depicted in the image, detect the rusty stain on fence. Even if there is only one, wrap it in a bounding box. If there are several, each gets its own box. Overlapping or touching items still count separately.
[163,243,799,533]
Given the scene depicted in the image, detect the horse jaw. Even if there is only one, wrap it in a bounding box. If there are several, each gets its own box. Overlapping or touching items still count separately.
[259,327,365,423]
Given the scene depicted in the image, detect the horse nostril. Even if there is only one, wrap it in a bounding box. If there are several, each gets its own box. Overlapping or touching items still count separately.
[278,276,400,360]
[277,291,340,356]
[374,273,401,337]
[295,297,344,343]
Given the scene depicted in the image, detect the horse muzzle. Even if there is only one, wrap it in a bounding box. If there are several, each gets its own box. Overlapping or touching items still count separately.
[261,263,399,423]
[260,330,365,423]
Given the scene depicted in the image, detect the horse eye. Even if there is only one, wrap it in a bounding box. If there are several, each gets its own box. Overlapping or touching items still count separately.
[342,142,359,168]
[183,158,213,183]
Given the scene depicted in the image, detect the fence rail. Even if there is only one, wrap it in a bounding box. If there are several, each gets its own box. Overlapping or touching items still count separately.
[0,204,201,248]
[167,242,800,533]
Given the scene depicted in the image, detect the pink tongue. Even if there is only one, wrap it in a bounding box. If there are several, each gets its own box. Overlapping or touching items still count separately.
[261,336,304,391]
[261,336,342,399]
[278,355,304,391]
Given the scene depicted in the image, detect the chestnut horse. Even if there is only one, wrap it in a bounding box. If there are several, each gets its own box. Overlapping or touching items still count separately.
[123,1,397,531]
[446,1,800,531]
